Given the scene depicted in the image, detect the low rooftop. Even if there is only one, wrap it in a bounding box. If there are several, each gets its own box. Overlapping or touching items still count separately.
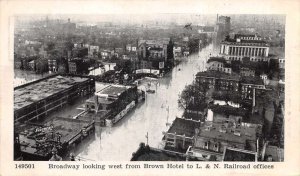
[96,84,130,96]
[209,104,247,117]
[223,147,257,161]
[198,121,257,144]
[167,118,200,138]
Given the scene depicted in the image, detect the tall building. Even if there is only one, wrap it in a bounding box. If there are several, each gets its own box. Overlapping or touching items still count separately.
[137,38,174,72]
[212,15,231,54]
[217,15,231,34]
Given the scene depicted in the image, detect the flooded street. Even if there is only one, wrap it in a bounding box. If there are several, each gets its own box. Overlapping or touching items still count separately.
[76,44,214,161]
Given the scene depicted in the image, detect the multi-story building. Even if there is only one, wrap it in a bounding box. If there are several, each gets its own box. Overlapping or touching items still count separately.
[186,121,259,161]
[126,44,137,52]
[88,45,100,56]
[100,50,112,59]
[217,15,231,34]
[28,60,35,71]
[220,34,270,62]
[68,58,89,74]
[196,71,240,91]
[72,46,88,58]
[68,60,78,74]
[137,39,174,72]
[279,58,285,69]
[85,83,138,126]
[206,57,232,74]
[48,59,58,72]
[85,84,137,113]
[240,67,255,77]
[173,46,182,58]
[163,118,201,153]
[240,76,265,99]
[213,15,231,53]
[14,75,95,123]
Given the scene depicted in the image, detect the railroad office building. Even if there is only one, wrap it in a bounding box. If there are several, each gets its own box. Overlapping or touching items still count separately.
[220,34,270,62]
[14,75,95,123]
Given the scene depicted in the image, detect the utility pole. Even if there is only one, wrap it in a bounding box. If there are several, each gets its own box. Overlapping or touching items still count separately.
[145,132,149,145]
[166,106,170,126]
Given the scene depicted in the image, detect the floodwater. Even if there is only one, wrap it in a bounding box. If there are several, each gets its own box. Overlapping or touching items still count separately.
[75,44,214,161]
[14,69,51,87]
[13,44,216,161]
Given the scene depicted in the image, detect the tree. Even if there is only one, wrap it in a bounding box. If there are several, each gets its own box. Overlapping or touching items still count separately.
[178,82,208,110]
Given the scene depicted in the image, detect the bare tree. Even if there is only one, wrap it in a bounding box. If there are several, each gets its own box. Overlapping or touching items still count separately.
[178,82,208,110]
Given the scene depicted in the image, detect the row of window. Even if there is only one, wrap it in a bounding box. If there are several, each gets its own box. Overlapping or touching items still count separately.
[240,36,262,40]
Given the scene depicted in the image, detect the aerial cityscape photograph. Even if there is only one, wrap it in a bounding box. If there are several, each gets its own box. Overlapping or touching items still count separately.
[13,14,285,162]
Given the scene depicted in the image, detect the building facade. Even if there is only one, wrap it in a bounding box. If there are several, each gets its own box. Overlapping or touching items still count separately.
[137,39,174,71]
[187,121,258,161]
[14,75,95,123]
[220,34,270,62]
[206,57,232,74]
[196,71,240,91]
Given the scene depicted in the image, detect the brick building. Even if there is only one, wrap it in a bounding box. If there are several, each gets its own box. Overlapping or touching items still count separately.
[137,39,174,72]
[196,71,240,91]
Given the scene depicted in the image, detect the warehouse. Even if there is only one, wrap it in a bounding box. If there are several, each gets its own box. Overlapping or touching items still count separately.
[14,74,95,123]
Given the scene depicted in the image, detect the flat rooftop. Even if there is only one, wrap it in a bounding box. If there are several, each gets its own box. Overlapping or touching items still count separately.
[167,118,200,138]
[101,85,127,95]
[45,118,90,142]
[14,75,89,111]
[198,121,257,144]
[223,147,257,161]
[133,150,186,161]
[221,38,269,47]
[96,83,132,96]
[19,118,92,157]
[207,57,226,64]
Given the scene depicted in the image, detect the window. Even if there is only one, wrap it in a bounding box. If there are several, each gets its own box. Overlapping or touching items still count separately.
[214,143,219,152]
[204,141,209,149]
